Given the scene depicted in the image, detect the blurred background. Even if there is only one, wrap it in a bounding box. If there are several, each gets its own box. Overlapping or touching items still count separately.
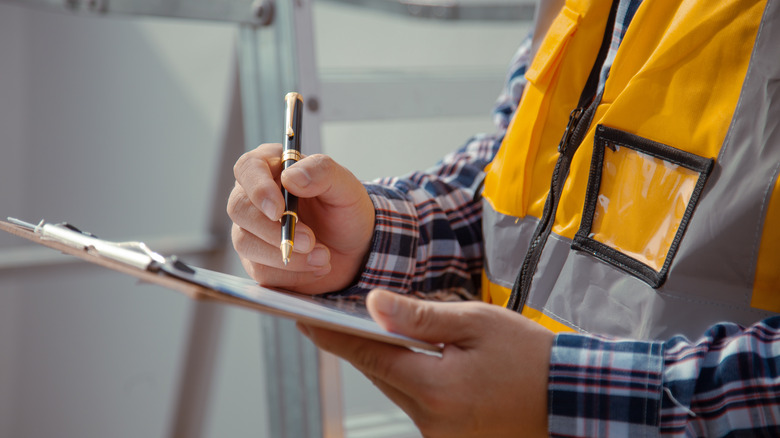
[0,1,531,436]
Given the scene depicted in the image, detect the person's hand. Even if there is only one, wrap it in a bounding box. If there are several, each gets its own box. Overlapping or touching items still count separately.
[300,290,554,438]
[228,144,375,294]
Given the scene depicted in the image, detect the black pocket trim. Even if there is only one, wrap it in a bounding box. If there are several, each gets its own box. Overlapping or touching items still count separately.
[572,125,715,288]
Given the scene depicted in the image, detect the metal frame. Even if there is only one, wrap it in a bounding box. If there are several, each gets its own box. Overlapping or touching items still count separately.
[320,70,506,122]
[2,0,533,22]
[0,0,269,23]
[321,0,535,21]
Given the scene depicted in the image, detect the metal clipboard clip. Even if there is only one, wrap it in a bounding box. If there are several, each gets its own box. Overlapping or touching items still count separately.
[6,217,195,275]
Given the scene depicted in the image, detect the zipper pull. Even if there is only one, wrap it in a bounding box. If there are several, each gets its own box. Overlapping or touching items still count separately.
[558,107,584,154]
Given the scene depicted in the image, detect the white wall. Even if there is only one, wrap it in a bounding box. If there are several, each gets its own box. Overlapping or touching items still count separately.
[0,4,252,437]
[0,1,529,437]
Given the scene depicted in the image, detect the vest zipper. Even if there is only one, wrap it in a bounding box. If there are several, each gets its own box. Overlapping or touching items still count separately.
[507,103,595,311]
[507,0,619,313]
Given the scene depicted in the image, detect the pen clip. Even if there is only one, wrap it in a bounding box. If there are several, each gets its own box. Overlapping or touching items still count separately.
[285,92,302,138]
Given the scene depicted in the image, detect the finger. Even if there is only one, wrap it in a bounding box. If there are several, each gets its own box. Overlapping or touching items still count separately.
[366,289,486,346]
[246,260,333,288]
[239,254,258,280]
[233,144,285,220]
[300,323,438,395]
[335,362,434,436]
[228,183,317,254]
[281,154,367,208]
[297,323,423,416]
[232,224,332,273]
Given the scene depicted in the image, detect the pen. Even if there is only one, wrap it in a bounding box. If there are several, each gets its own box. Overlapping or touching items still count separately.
[280,92,303,265]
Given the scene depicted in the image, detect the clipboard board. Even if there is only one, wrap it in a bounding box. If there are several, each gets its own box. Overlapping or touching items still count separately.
[0,218,440,353]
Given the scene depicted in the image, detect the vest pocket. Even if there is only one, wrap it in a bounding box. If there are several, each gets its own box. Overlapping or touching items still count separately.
[573,125,714,288]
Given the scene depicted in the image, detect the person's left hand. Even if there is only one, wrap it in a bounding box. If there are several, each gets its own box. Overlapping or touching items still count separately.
[299,289,554,438]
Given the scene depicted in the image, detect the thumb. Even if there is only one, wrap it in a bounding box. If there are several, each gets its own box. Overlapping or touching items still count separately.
[366,289,478,345]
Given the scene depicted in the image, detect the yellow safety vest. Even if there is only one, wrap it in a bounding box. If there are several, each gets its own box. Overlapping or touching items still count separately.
[481,0,780,340]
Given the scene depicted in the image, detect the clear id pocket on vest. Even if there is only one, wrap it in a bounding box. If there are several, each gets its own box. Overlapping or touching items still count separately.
[573,125,714,288]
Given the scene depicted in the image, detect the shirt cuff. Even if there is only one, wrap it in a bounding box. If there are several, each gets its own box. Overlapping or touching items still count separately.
[350,183,419,294]
[548,333,665,437]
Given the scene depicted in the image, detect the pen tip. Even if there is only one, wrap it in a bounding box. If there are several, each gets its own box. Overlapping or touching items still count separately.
[280,241,293,266]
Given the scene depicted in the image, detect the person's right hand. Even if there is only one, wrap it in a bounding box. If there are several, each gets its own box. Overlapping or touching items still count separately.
[228,143,376,294]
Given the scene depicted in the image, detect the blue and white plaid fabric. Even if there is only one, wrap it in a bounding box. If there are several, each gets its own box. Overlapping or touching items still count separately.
[549,317,780,437]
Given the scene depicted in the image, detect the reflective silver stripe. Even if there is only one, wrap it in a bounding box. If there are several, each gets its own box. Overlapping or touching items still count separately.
[546,250,774,339]
[483,0,780,340]
[483,204,775,340]
[665,0,780,308]
[482,205,537,290]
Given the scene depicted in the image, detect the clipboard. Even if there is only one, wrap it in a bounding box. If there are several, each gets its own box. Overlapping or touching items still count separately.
[0,218,440,353]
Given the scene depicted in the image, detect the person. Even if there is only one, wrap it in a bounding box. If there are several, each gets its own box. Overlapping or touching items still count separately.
[228,0,780,435]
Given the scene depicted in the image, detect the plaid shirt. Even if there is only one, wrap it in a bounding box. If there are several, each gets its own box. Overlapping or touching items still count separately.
[353,35,532,302]
[550,317,780,437]
[352,0,780,434]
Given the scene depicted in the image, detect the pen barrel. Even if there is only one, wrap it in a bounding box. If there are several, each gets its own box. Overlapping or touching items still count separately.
[281,150,298,246]
[281,92,302,260]
[280,204,297,244]
[281,131,300,224]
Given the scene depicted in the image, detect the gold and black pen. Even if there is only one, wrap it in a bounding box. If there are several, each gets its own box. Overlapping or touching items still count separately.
[280,92,303,265]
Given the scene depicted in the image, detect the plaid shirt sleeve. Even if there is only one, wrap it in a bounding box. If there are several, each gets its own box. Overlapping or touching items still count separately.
[347,36,532,300]
[548,316,780,437]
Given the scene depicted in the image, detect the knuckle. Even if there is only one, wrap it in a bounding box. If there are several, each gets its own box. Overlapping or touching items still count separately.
[462,303,498,330]
[410,302,434,331]
[234,145,279,181]
[244,183,261,203]
[307,153,334,173]
[245,184,270,207]
[233,151,252,179]
[226,189,255,224]
[353,347,392,380]
[231,225,252,253]
[231,225,267,260]
[226,187,243,217]
[352,346,380,372]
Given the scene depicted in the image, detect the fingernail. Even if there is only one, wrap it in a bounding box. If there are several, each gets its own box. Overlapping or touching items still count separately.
[313,265,332,277]
[372,291,399,316]
[261,199,278,220]
[285,167,311,189]
[307,247,330,267]
[294,233,312,252]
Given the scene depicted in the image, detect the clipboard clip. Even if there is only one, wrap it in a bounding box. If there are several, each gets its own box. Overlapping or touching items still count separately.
[6,217,194,275]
